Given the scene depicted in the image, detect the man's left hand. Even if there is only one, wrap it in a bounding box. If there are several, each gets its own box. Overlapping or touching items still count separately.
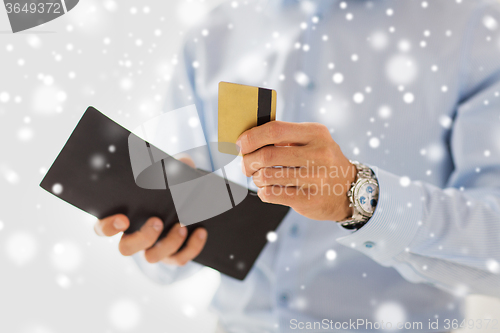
[237,121,357,222]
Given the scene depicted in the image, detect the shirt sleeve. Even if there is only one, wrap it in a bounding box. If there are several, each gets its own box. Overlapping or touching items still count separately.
[336,2,500,298]
[131,32,207,285]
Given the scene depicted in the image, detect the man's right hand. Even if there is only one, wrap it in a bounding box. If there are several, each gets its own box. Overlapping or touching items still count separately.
[93,155,208,266]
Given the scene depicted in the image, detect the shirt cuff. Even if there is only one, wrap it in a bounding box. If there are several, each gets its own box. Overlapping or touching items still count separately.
[336,166,425,267]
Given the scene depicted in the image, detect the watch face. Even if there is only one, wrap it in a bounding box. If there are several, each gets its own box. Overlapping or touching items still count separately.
[357,182,379,214]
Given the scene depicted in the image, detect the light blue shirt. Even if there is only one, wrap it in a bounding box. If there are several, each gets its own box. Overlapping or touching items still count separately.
[134,0,500,332]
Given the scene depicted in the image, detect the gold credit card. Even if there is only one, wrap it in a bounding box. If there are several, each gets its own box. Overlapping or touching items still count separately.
[218,82,277,155]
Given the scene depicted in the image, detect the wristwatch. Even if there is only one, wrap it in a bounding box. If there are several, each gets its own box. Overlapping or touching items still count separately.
[340,161,379,230]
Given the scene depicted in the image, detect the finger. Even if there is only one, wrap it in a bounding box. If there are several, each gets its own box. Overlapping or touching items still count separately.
[94,214,129,237]
[163,228,208,266]
[253,167,323,187]
[118,217,164,256]
[144,223,188,263]
[237,121,327,155]
[257,185,312,208]
[242,145,310,176]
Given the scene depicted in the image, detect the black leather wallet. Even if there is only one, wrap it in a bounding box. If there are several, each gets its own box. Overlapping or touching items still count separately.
[40,107,290,280]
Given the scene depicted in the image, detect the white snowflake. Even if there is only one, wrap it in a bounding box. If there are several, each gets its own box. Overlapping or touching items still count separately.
[486,259,499,274]
[6,232,37,266]
[353,92,364,104]
[483,16,498,31]
[52,183,63,195]
[332,73,344,84]
[378,105,392,119]
[403,92,415,104]
[294,72,310,87]
[369,31,389,50]
[386,54,417,85]
[51,241,83,272]
[17,127,34,142]
[439,115,452,129]
[56,274,72,289]
[369,137,380,148]
[399,176,411,187]
[375,302,406,325]
[103,0,117,12]
[325,249,337,261]
[90,154,106,170]
[266,231,278,242]
[109,299,142,330]
[0,92,10,103]
[398,40,411,52]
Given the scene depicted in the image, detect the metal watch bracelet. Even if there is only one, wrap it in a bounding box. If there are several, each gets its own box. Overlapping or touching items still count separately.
[340,161,378,230]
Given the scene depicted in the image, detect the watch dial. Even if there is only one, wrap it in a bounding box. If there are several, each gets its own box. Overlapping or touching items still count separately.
[358,183,379,214]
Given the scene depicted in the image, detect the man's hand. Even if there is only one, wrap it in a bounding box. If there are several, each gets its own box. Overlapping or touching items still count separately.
[237,121,356,222]
[93,156,208,266]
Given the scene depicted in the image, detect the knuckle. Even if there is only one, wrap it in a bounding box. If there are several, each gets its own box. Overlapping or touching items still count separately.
[290,147,300,159]
[249,161,262,175]
[262,170,272,185]
[266,169,277,185]
[264,167,274,178]
[256,169,272,185]
[260,147,274,166]
[242,158,253,177]
[294,167,304,180]
[243,131,255,152]
[252,172,263,186]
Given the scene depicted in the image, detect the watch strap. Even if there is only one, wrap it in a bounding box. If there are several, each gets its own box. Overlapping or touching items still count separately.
[340,161,377,230]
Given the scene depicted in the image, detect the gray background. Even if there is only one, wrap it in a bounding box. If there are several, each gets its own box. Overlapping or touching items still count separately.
[0,0,498,332]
